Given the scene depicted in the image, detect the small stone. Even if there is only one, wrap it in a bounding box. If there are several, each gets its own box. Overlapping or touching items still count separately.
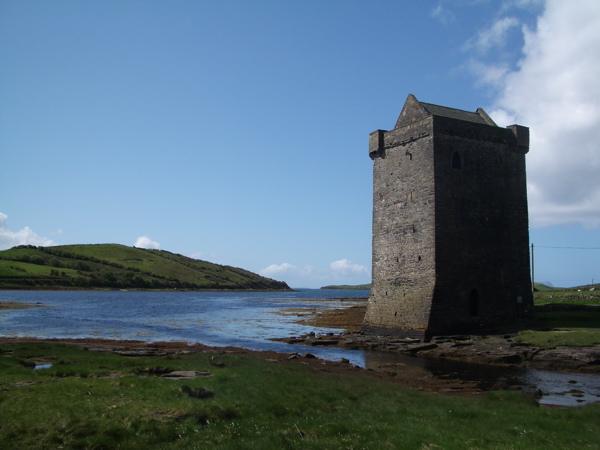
[180,385,215,399]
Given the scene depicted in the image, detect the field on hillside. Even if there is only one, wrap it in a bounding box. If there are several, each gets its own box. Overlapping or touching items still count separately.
[0,244,289,291]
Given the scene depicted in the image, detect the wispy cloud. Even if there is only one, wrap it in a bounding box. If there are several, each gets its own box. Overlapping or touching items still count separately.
[464,16,520,54]
[260,259,369,288]
[260,262,316,279]
[329,259,369,278]
[0,212,56,250]
[431,3,456,24]
[134,236,161,249]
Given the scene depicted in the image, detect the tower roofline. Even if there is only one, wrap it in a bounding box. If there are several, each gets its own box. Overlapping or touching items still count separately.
[395,94,497,129]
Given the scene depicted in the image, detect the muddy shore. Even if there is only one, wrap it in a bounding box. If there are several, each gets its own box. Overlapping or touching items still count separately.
[1,299,598,397]
[280,301,600,375]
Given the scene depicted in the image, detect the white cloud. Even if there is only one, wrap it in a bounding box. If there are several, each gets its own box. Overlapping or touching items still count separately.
[329,259,369,277]
[465,16,520,54]
[467,60,512,89]
[260,259,369,288]
[0,212,56,250]
[134,236,161,249]
[431,3,456,24]
[470,0,600,228]
[260,262,315,278]
[501,0,544,10]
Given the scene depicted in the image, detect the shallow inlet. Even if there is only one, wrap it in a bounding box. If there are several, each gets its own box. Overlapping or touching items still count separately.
[1,289,598,407]
[362,351,600,407]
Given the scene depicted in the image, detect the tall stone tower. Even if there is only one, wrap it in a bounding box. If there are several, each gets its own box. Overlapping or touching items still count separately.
[363,94,532,340]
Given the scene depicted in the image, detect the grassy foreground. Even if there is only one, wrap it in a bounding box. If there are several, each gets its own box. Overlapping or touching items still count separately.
[511,286,600,348]
[515,308,600,348]
[1,343,599,449]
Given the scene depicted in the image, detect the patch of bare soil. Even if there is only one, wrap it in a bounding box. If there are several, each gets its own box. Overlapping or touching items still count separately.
[294,302,367,332]
[0,301,46,310]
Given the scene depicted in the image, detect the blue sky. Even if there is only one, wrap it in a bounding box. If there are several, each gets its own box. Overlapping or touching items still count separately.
[1,0,599,288]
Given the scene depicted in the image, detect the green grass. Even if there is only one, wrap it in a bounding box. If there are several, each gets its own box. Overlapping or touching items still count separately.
[515,329,600,348]
[1,343,599,449]
[0,244,290,291]
[533,310,600,329]
[320,284,371,290]
[516,309,600,347]
[534,283,599,305]
[524,285,600,347]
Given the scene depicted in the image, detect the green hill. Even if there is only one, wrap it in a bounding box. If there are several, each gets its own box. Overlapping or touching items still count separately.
[320,284,371,290]
[0,244,290,291]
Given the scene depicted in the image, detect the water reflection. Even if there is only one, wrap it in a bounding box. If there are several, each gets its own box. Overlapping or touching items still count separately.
[363,350,600,407]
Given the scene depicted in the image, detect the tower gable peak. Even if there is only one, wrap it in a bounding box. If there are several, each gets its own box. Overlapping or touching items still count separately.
[395,94,497,129]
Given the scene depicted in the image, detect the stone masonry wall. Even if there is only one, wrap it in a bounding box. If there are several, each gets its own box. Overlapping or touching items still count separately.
[364,116,437,337]
[364,105,532,340]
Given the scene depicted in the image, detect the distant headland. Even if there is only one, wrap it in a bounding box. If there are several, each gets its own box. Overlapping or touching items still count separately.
[320,284,371,290]
[0,244,290,291]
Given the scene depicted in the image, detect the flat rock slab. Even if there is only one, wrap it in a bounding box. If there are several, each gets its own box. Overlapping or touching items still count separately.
[310,339,339,346]
[114,349,168,357]
[160,371,212,380]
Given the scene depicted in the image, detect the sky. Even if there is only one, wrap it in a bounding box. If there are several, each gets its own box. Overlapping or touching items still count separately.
[1,0,599,288]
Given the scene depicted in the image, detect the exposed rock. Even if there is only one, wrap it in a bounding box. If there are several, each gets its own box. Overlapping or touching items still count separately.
[276,331,600,374]
[161,371,212,380]
[310,339,339,346]
[406,343,438,353]
[180,385,215,399]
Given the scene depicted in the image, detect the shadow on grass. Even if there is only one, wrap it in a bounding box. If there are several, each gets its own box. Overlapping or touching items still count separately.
[529,307,600,330]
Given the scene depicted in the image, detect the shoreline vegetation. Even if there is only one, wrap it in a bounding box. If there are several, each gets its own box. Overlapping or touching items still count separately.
[1,291,599,447]
[0,244,290,291]
[1,336,599,448]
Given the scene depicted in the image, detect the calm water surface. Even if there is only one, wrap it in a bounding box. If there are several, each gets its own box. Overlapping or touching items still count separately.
[0,289,368,362]
[1,289,598,407]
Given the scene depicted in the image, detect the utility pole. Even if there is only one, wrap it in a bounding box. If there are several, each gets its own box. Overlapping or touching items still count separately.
[531,243,535,294]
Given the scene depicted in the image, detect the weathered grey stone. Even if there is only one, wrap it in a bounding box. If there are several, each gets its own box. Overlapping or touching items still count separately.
[364,94,533,340]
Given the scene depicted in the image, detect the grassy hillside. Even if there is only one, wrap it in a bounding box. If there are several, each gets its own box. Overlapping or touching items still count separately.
[534,282,599,305]
[0,244,290,291]
[320,284,371,290]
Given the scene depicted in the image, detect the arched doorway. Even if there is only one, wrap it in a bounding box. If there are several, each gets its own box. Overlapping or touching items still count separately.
[469,289,479,317]
[452,151,462,169]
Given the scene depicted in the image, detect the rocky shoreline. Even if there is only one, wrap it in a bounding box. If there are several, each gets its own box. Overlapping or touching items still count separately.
[280,300,600,375]
[1,298,599,398]
[275,331,600,374]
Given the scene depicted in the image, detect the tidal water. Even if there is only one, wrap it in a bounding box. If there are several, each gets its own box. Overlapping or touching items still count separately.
[1,289,598,407]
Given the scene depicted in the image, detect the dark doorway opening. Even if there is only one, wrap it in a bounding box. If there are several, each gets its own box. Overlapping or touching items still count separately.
[469,289,479,317]
[452,151,462,169]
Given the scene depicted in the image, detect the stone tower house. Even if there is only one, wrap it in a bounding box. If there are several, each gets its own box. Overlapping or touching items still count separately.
[363,94,532,340]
